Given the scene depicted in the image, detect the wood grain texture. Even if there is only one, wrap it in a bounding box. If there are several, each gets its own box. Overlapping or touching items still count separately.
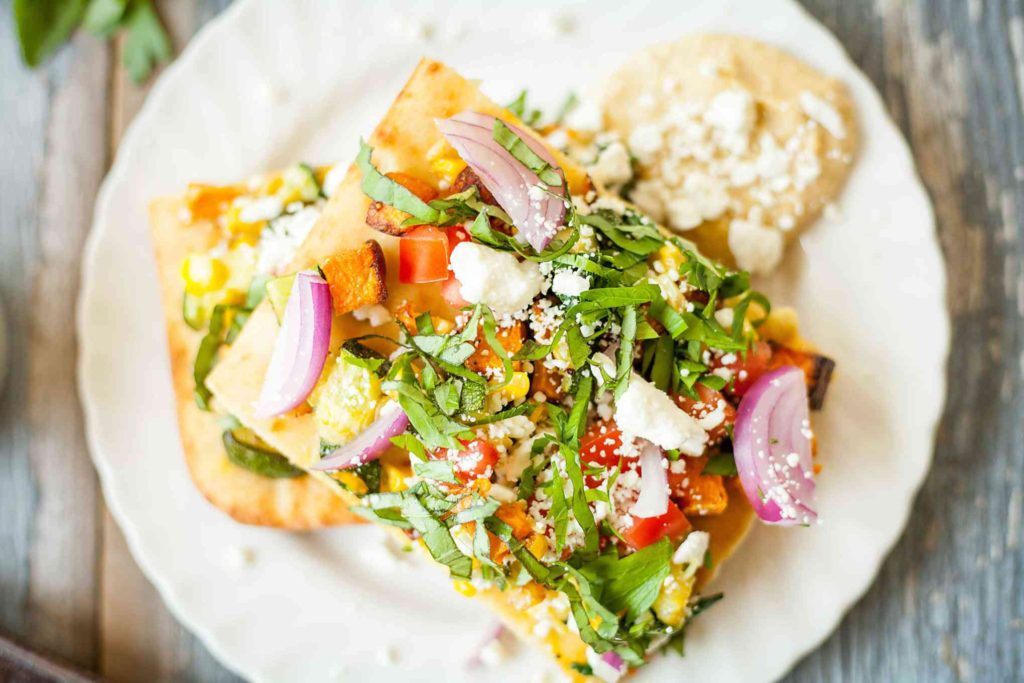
[0,0,1021,681]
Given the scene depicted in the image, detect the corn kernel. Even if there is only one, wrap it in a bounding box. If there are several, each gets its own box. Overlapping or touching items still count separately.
[652,564,696,628]
[260,175,284,196]
[500,371,531,402]
[382,462,412,492]
[333,471,368,495]
[526,533,548,560]
[452,580,477,598]
[430,156,467,186]
[758,306,799,344]
[181,254,229,295]
[222,205,264,239]
[657,242,685,270]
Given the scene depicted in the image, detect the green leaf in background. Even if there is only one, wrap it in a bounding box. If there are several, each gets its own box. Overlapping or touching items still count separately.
[14,0,88,67]
[14,0,170,83]
[121,0,171,83]
[83,0,128,37]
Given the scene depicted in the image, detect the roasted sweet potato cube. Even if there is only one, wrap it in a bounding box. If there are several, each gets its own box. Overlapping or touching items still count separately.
[768,342,836,410]
[495,502,535,539]
[670,456,728,516]
[393,300,453,335]
[365,172,438,236]
[321,240,388,316]
[184,183,243,222]
[446,166,516,235]
[530,361,566,401]
[465,320,525,376]
[448,166,497,205]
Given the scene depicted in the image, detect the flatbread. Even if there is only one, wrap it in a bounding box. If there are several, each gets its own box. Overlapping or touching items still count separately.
[600,34,857,272]
[205,58,754,678]
[149,196,362,529]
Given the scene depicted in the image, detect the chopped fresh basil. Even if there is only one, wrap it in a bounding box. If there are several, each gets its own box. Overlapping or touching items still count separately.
[222,428,304,479]
[702,451,738,476]
[356,139,440,224]
[492,119,563,187]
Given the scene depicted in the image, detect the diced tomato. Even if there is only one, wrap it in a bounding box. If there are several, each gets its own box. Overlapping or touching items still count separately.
[673,384,735,443]
[440,275,469,308]
[445,225,472,255]
[618,503,691,550]
[580,420,630,487]
[399,226,449,283]
[711,340,771,398]
[431,438,499,484]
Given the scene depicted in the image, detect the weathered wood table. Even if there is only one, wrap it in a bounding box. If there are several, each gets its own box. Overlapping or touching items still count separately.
[1,0,1021,680]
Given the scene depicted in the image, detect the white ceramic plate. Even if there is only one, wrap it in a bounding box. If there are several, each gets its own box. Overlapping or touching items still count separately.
[78,0,948,681]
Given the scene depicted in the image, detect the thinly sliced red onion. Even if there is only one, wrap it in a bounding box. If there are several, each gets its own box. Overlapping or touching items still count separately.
[630,440,669,518]
[587,649,627,682]
[253,271,332,418]
[465,624,506,669]
[733,366,818,525]
[435,111,566,251]
[312,401,409,471]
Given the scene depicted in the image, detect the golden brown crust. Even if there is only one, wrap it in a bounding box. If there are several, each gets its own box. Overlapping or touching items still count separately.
[148,196,361,529]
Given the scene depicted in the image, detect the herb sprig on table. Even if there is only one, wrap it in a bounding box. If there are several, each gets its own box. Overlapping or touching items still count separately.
[14,0,171,83]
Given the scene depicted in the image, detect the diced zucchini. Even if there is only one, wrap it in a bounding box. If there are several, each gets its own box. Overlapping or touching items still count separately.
[182,292,205,330]
[222,427,304,478]
[280,163,321,203]
[266,274,296,321]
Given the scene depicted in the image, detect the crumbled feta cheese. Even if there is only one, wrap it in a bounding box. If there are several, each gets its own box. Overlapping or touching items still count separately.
[615,374,708,456]
[799,91,847,139]
[714,307,734,329]
[564,98,602,133]
[239,195,284,223]
[627,124,664,164]
[627,179,666,223]
[589,142,633,188]
[551,271,591,297]
[727,216,784,274]
[544,128,570,150]
[450,242,544,314]
[322,164,346,197]
[352,304,391,327]
[696,400,726,430]
[663,172,730,231]
[705,90,755,153]
[255,205,320,274]
[672,531,710,579]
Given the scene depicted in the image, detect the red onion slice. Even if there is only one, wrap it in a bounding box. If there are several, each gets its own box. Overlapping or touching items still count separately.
[436,111,566,251]
[587,649,627,682]
[733,366,818,525]
[253,271,332,418]
[311,401,409,471]
[630,440,670,518]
